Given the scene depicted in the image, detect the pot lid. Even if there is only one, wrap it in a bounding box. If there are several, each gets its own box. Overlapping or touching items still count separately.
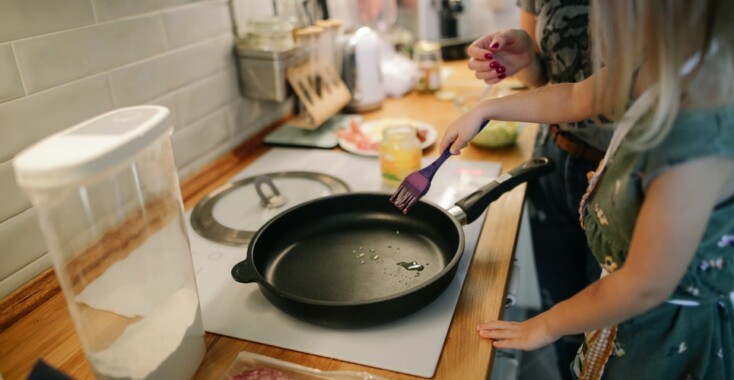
[190,171,349,246]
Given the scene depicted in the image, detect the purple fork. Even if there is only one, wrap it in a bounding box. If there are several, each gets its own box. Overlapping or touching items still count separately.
[389,149,453,214]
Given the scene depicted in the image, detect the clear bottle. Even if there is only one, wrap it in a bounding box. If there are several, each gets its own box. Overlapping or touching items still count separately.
[246,17,295,51]
[413,40,443,92]
[13,106,205,380]
[380,125,422,187]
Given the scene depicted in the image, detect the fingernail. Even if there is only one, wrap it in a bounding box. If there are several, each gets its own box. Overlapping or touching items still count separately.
[496,66,506,74]
[489,61,499,68]
[498,74,506,79]
[491,42,500,49]
[484,53,493,60]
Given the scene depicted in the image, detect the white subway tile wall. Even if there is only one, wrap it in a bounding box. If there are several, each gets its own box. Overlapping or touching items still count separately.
[14,15,168,94]
[0,209,48,288]
[0,44,24,103]
[0,0,96,43]
[0,160,28,225]
[0,0,290,298]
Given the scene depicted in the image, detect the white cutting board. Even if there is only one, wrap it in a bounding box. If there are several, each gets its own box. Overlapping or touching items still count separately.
[186,148,501,378]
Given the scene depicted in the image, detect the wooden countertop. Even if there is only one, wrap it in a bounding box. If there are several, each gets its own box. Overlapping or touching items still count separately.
[0,60,536,380]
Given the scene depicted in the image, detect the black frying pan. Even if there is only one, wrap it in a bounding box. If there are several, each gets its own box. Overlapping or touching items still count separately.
[232,157,554,327]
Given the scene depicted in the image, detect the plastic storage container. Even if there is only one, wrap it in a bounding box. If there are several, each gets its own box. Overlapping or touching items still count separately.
[13,106,205,380]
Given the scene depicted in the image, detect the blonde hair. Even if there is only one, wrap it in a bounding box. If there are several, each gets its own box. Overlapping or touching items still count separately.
[590,0,734,151]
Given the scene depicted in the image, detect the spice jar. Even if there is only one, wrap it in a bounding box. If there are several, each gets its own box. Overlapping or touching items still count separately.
[246,17,295,51]
[380,125,422,187]
[413,40,443,92]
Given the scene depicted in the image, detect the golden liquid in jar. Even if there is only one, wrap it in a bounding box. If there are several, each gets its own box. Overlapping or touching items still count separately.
[380,126,422,187]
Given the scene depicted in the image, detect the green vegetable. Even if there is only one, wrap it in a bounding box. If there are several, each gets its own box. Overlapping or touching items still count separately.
[471,121,520,148]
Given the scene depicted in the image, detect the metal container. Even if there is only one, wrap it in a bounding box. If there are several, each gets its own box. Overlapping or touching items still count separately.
[235,42,303,102]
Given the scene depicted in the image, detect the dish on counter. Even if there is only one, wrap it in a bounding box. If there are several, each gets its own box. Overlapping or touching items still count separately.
[470,120,522,149]
[336,118,437,157]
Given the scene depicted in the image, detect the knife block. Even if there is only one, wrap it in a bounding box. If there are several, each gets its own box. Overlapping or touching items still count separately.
[287,60,352,129]
[286,59,351,129]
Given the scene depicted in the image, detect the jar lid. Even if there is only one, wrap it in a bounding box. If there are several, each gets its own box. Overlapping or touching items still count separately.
[413,40,441,53]
[294,26,323,39]
[315,19,343,29]
[13,106,172,189]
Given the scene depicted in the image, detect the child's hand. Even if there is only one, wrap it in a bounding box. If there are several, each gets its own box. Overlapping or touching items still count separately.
[466,29,536,84]
[476,314,559,351]
[439,106,488,154]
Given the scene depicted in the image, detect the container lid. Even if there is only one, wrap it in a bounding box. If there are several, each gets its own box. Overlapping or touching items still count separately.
[13,106,172,189]
[294,25,323,40]
[315,19,343,29]
[413,40,441,54]
[190,171,350,246]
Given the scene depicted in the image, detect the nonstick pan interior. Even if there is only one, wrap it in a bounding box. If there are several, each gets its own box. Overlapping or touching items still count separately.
[248,193,464,304]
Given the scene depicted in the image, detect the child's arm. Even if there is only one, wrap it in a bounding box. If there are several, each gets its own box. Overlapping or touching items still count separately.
[477,156,734,350]
[439,70,601,154]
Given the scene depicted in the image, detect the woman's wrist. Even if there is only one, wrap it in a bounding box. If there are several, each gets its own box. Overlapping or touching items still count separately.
[518,50,548,88]
[475,99,496,125]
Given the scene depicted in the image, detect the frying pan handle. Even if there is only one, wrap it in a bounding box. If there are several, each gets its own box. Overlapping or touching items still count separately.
[231,258,258,283]
[454,157,555,224]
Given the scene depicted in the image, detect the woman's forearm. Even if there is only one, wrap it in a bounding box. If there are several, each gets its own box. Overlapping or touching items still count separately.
[541,268,669,337]
[478,79,594,125]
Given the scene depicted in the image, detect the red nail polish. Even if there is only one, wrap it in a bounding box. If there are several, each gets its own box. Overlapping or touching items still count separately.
[496,66,506,74]
[498,74,506,79]
[484,53,493,60]
[491,42,500,49]
[489,61,499,68]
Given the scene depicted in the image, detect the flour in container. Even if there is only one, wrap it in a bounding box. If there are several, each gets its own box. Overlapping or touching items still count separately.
[87,287,205,380]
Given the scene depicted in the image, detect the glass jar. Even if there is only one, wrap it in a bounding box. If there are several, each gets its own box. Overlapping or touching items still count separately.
[413,40,443,92]
[380,126,422,187]
[246,17,295,51]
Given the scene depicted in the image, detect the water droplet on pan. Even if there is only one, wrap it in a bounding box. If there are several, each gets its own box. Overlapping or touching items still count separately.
[397,261,425,271]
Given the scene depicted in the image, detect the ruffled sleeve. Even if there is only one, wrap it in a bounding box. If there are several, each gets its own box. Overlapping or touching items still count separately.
[640,104,734,191]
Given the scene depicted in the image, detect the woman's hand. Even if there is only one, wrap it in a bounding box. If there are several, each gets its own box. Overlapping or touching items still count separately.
[438,103,488,154]
[466,29,536,84]
[476,314,559,351]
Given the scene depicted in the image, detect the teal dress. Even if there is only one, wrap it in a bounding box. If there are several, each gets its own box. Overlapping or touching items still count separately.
[578,104,734,379]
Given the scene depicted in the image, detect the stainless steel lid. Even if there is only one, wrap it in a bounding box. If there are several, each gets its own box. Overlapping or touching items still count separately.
[190,171,349,246]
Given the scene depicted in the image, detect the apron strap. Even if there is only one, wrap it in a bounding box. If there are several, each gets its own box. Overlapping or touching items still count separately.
[578,86,659,228]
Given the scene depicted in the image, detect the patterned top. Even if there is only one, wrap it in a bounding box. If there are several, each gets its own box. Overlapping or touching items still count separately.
[580,103,734,378]
[516,0,612,150]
